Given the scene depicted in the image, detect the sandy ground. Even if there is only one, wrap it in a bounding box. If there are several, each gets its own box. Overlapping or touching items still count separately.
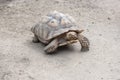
[0,0,120,80]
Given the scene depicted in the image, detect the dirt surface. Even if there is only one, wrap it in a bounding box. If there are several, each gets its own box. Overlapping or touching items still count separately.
[0,0,120,80]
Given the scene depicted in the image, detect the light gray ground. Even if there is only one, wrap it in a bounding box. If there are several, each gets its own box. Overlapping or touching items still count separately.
[0,0,120,80]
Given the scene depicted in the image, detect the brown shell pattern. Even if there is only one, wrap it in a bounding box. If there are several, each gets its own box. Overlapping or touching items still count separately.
[31,11,81,43]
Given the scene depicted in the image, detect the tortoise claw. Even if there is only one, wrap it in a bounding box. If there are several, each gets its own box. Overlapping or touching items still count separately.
[81,47,89,52]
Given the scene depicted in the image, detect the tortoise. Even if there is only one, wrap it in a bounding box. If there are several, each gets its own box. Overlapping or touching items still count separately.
[31,11,90,53]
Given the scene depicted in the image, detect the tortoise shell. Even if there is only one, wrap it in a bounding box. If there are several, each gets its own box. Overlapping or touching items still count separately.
[31,11,83,44]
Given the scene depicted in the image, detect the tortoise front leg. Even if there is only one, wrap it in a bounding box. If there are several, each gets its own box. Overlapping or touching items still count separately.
[44,39,59,53]
[77,34,90,51]
[32,34,39,43]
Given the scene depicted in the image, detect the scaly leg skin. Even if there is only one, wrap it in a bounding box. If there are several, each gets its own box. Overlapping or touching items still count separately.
[44,39,58,53]
[78,34,90,52]
[32,34,39,43]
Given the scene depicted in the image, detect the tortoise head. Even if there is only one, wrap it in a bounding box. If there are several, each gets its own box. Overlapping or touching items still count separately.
[66,31,77,40]
[66,30,84,40]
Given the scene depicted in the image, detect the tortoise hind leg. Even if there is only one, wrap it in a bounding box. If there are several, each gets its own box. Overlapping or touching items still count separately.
[32,34,39,43]
[77,34,90,51]
[44,39,58,53]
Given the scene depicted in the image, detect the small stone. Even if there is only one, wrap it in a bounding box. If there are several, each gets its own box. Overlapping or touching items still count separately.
[99,34,102,36]
[86,29,89,32]
[107,17,111,20]
[110,69,113,71]
[92,22,94,24]
[54,0,59,4]
[7,0,12,1]
[101,77,103,80]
